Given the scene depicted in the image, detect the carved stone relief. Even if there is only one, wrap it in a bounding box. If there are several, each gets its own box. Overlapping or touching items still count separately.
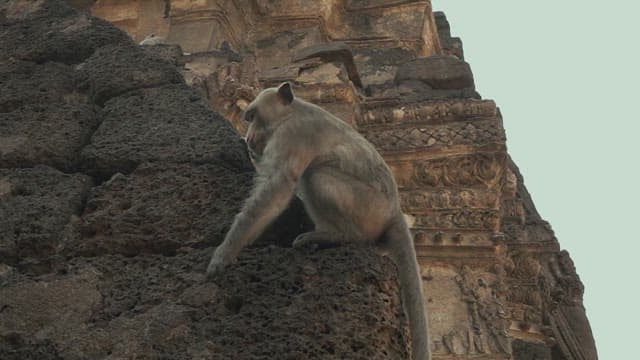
[362,119,506,152]
[437,265,512,355]
[391,153,506,189]
[360,99,497,126]
[412,210,500,231]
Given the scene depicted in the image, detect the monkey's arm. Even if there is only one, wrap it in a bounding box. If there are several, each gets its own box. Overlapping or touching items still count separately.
[207,149,310,276]
[216,171,296,255]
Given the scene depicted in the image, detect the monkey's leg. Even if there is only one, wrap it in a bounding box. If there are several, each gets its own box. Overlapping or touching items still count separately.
[294,167,392,249]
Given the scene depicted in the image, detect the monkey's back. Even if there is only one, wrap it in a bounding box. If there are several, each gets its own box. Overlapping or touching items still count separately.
[289,99,399,202]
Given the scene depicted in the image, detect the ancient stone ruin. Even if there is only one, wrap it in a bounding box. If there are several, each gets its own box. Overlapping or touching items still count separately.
[0,0,597,359]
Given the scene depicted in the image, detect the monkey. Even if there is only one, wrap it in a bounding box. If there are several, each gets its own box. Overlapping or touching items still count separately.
[139,33,166,46]
[207,82,431,360]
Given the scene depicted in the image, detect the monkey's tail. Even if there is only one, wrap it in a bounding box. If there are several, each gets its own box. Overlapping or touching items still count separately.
[385,216,431,360]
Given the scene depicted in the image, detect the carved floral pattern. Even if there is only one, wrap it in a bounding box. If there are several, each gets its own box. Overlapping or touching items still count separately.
[360,99,497,126]
[363,120,506,152]
[400,189,498,211]
[401,153,506,189]
[412,210,500,231]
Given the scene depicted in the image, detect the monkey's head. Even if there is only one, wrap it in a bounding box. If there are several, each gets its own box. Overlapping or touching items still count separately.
[244,82,295,159]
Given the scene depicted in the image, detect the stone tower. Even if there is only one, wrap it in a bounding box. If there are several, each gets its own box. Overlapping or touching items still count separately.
[7,0,596,358]
[88,1,598,358]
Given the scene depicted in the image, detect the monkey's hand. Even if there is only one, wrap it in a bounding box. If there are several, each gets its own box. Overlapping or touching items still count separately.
[206,256,225,278]
[206,248,233,278]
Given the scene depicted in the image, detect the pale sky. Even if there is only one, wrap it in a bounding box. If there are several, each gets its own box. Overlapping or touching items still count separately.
[434,1,639,358]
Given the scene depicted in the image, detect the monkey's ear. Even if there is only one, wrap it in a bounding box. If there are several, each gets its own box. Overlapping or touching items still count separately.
[276,82,294,105]
[244,107,257,122]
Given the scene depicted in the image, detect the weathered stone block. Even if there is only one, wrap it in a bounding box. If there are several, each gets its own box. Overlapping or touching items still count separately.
[203,245,411,359]
[512,340,552,360]
[253,28,327,71]
[0,246,411,359]
[71,161,311,257]
[434,11,465,60]
[0,333,62,360]
[294,42,363,88]
[71,163,253,257]
[78,43,183,105]
[0,0,132,64]
[396,55,475,90]
[141,43,185,66]
[0,60,86,113]
[0,270,102,346]
[353,47,416,88]
[0,104,98,171]
[80,84,251,179]
[0,267,102,360]
[0,166,92,268]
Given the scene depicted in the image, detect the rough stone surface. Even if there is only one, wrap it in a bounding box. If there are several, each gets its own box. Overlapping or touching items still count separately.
[0,2,411,359]
[0,333,63,360]
[512,340,552,360]
[88,0,598,359]
[69,163,254,257]
[0,270,102,353]
[78,43,183,105]
[433,12,464,60]
[0,1,600,359]
[0,103,98,171]
[395,55,475,90]
[80,84,251,179]
[0,166,92,271]
[0,246,410,360]
[0,60,86,113]
[0,0,131,64]
[142,43,185,65]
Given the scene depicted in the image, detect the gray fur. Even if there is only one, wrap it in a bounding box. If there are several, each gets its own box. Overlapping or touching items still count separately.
[207,83,431,360]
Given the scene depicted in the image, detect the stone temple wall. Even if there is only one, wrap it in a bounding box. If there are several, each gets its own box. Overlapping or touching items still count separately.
[87,1,598,359]
[88,2,598,359]
[0,0,597,359]
[0,1,410,358]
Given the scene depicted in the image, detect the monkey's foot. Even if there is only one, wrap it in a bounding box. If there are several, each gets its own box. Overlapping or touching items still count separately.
[292,231,344,250]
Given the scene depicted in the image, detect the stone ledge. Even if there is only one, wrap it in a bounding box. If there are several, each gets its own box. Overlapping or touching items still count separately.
[0,246,411,359]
